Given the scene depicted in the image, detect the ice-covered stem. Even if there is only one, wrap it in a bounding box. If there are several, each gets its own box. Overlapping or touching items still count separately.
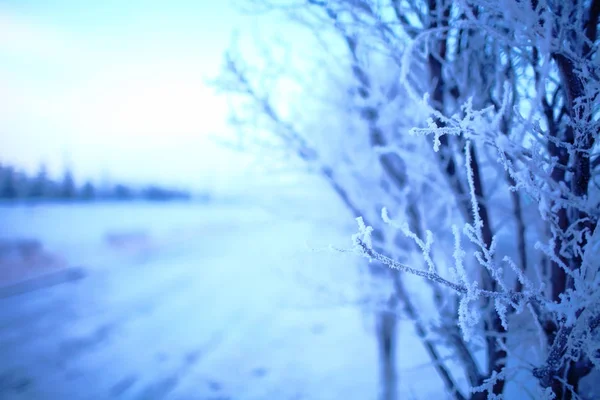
[382,210,487,392]
[426,1,496,290]
[553,49,597,268]
[426,0,473,225]
[533,0,600,306]
[491,80,529,293]
[340,25,477,397]
[533,311,598,398]
[533,324,574,391]
[464,142,496,290]
[505,157,529,294]
[530,46,571,304]
[464,140,507,395]
[353,236,541,307]
[355,236,467,293]
[424,12,504,387]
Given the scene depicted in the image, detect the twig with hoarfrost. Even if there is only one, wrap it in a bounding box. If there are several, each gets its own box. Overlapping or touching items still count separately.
[351,229,543,307]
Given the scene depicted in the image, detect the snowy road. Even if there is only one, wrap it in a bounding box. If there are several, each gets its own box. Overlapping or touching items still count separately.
[0,202,381,400]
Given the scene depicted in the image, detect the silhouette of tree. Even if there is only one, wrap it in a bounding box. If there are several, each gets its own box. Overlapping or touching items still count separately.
[59,168,76,200]
[81,181,96,200]
[113,184,133,200]
[0,165,20,199]
[29,163,51,199]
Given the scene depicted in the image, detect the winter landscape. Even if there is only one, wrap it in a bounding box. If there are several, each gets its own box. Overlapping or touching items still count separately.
[2,0,599,399]
[0,190,455,400]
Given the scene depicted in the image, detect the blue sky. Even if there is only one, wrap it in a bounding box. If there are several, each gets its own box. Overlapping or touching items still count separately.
[0,0,266,191]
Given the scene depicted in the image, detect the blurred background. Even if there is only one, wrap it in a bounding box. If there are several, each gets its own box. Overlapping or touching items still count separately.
[0,1,414,399]
[0,0,261,194]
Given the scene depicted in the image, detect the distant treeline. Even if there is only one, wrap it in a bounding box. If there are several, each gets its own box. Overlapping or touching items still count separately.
[0,163,195,202]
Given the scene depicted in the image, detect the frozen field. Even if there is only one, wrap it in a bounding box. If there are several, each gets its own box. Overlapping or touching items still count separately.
[0,196,438,400]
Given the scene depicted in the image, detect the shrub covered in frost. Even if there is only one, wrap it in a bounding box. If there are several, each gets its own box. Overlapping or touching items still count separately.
[217,0,599,398]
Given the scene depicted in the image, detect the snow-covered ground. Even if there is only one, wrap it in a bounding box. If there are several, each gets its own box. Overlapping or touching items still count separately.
[0,194,440,400]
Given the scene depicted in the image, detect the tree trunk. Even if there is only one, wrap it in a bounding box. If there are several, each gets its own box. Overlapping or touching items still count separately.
[376,295,398,400]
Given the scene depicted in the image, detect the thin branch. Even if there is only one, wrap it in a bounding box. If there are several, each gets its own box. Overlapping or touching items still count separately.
[352,238,543,307]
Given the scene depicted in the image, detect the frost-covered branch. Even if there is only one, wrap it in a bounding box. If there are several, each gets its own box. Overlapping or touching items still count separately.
[352,232,542,308]
[218,0,600,397]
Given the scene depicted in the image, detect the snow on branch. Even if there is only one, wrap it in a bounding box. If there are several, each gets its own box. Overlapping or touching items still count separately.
[381,207,437,273]
[352,235,469,294]
[350,219,543,308]
[469,368,506,398]
[351,216,374,249]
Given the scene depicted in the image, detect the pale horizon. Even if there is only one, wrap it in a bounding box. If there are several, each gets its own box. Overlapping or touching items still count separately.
[0,0,273,193]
